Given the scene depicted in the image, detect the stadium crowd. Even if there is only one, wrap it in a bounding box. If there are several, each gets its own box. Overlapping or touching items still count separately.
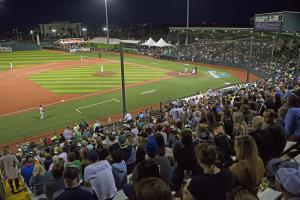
[0,37,300,200]
[169,37,299,78]
[1,73,300,200]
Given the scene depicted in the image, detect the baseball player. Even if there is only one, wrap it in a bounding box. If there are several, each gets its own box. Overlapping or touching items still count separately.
[80,56,83,62]
[10,62,13,69]
[184,65,188,74]
[39,105,44,120]
[100,65,104,73]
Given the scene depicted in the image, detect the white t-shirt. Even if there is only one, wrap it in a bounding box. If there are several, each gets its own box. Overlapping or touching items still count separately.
[84,160,117,200]
[124,113,133,122]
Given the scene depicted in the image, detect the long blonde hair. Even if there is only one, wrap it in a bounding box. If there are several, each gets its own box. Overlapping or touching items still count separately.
[235,135,261,185]
[33,163,46,177]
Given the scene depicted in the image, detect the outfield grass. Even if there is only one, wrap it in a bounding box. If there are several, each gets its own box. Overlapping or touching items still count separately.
[0,50,80,70]
[0,50,242,144]
[28,63,167,94]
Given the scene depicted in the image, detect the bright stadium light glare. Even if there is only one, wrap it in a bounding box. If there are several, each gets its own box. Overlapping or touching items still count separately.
[82,27,87,32]
[103,27,108,31]
[51,29,56,33]
[30,30,34,35]
[104,0,110,44]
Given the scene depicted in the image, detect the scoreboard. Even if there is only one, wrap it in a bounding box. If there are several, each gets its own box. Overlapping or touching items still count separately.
[254,11,300,32]
[254,14,283,32]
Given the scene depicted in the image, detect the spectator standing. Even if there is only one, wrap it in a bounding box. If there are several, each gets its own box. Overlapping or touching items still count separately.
[0,146,20,194]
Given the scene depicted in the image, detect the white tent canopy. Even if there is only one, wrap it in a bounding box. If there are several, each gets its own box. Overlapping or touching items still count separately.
[140,37,157,47]
[154,38,173,48]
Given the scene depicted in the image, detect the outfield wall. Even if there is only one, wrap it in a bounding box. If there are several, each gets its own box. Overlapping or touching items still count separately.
[9,44,41,51]
[159,54,268,79]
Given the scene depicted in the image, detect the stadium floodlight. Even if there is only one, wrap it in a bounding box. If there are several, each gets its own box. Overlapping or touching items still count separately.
[82,27,87,32]
[185,0,190,44]
[30,30,34,43]
[103,27,108,31]
[104,0,110,45]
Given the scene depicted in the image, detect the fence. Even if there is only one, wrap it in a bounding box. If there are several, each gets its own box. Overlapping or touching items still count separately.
[159,54,268,79]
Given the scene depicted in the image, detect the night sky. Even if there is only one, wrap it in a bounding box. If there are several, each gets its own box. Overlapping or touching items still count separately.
[0,0,299,28]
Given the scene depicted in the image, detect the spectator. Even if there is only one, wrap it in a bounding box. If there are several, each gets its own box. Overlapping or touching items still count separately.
[133,177,173,200]
[54,166,94,200]
[184,143,232,200]
[230,135,265,194]
[22,157,35,188]
[124,159,161,199]
[232,112,248,137]
[212,122,234,168]
[45,162,65,200]
[84,150,117,200]
[152,134,172,185]
[275,163,300,199]
[263,109,287,157]
[249,116,274,164]
[173,130,201,191]
[118,134,136,164]
[135,132,148,164]
[111,149,127,190]
[285,94,300,141]
[0,146,20,194]
[30,163,46,196]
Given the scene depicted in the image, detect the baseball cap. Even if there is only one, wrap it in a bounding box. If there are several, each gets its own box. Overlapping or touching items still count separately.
[267,159,300,196]
[146,136,158,158]
[65,160,81,170]
[277,165,300,196]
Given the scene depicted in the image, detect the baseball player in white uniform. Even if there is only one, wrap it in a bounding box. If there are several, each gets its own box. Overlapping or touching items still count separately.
[10,63,13,69]
[39,105,44,120]
[80,56,83,62]
[100,65,104,73]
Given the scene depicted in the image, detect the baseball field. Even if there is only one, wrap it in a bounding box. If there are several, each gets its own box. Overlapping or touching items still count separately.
[0,50,259,146]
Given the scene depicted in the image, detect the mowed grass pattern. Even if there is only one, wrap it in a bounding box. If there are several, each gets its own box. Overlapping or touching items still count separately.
[28,63,167,94]
[0,50,80,70]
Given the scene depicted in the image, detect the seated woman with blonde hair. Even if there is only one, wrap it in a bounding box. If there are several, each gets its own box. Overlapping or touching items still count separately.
[30,163,46,196]
[230,135,265,194]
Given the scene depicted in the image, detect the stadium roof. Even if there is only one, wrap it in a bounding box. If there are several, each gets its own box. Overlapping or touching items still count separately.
[87,37,140,45]
[169,27,253,32]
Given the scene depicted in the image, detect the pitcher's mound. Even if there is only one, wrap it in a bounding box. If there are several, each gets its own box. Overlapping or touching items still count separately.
[167,71,202,77]
[93,71,116,77]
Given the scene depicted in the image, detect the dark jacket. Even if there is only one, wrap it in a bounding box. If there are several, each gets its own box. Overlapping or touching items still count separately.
[214,134,234,168]
[249,129,274,164]
[45,172,65,200]
[268,122,287,157]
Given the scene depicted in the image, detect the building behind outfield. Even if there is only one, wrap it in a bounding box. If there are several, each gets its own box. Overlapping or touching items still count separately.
[39,21,83,38]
